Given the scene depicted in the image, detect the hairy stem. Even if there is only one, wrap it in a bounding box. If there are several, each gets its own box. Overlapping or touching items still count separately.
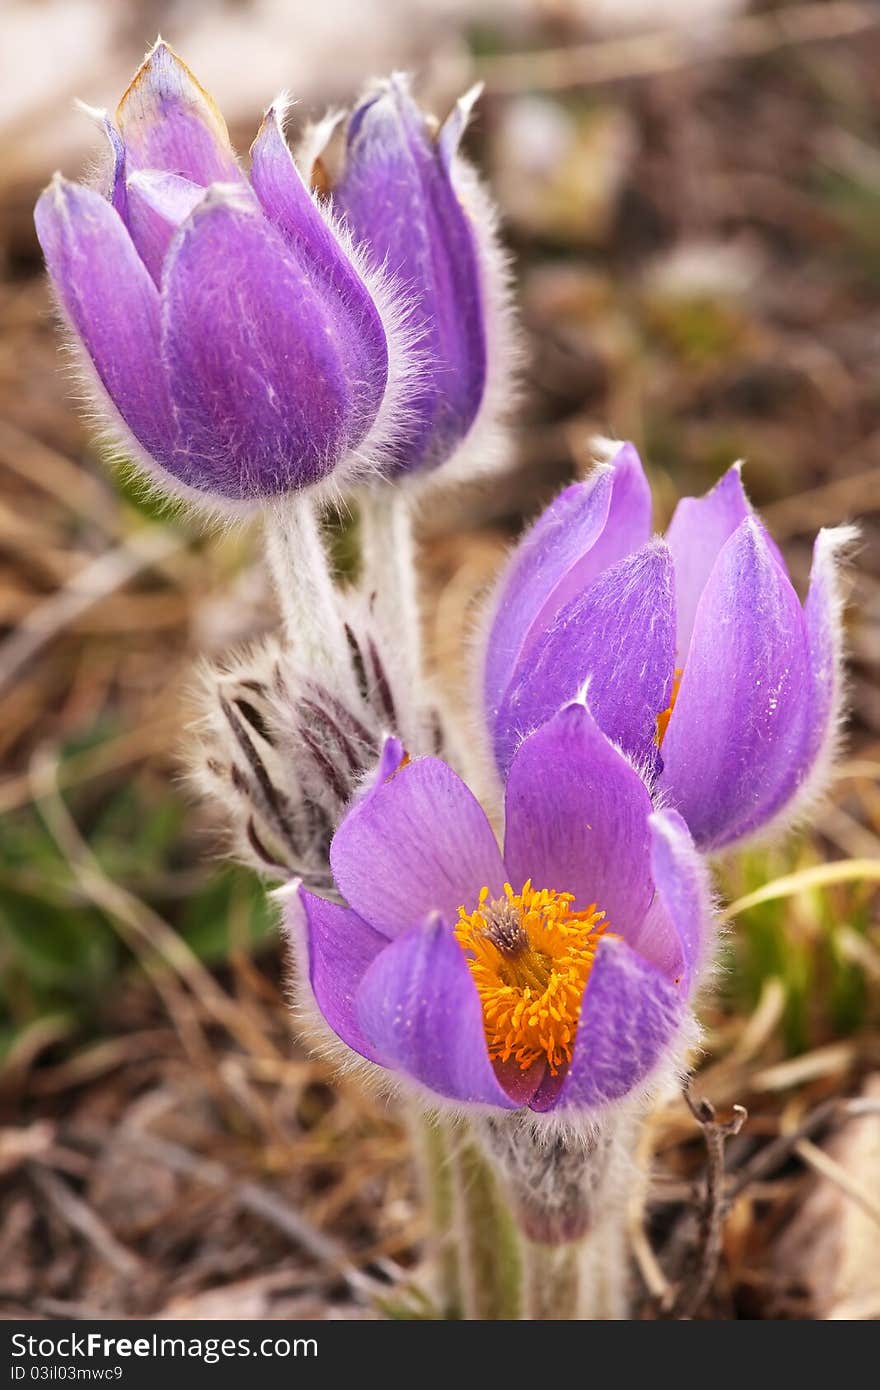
[359,485,425,748]
[264,496,356,702]
[452,1127,523,1320]
[410,1113,462,1319]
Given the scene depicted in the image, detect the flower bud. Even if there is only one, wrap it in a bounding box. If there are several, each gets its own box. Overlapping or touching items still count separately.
[34,42,405,508]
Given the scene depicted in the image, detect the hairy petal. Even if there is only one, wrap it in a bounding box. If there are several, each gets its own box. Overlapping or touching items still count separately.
[292,888,386,1064]
[161,188,358,498]
[537,938,682,1113]
[801,525,853,780]
[628,810,711,993]
[503,702,654,934]
[334,76,485,473]
[116,40,242,185]
[330,757,506,939]
[249,105,388,441]
[34,176,175,467]
[665,463,751,661]
[660,517,810,849]
[356,915,519,1107]
[494,540,676,779]
[484,444,651,732]
[125,170,205,283]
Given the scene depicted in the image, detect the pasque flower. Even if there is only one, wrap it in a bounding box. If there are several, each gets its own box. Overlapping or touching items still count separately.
[325,74,511,477]
[291,700,709,1115]
[482,443,852,852]
[33,41,412,505]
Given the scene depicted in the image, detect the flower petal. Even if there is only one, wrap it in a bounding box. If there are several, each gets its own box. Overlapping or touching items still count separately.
[484,444,651,734]
[334,76,486,473]
[659,517,810,849]
[249,105,388,439]
[494,540,676,779]
[627,810,710,993]
[125,170,205,283]
[801,525,853,779]
[356,915,519,1108]
[116,40,242,185]
[34,176,174,466]
[292,887,387,1064]
[161,188,360,498]
[503,702,654,934]
[330,756,506,939]
[665,462,751,661]
[539,938,683,1112]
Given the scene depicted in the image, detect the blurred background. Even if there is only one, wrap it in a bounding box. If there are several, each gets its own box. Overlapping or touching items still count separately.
[1,0,879,1320]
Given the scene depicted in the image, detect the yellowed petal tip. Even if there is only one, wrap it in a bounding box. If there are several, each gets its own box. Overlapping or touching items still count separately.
[116,37,231,150]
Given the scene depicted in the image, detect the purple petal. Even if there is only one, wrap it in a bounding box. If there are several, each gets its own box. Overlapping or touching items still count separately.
[334,76,486,473]
[249,106,388,439]
[538,938,683,1112]
[330,756,506,939]
[291,888,387,1064]
[484,444,651,732]
[125,170,205,283]
[494,540,676,779]
[801,526,852,778]
[116,41,242,186]
[366,735,406,791]
[90,109,127,217]
[356,915,519,1108]
[503,702,654,934]
[659,517,811,850]
[34,176,174,467]
[627,810,710,993]
[161,188,365,499]
[665,463,751,661]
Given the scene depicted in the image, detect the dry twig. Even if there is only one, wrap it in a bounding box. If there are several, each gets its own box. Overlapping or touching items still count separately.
[669,1090,747,1319]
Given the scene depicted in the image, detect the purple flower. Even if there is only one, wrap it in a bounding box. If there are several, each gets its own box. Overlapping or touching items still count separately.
[326,76,508,477]
[481,443,852,851]
[289,701,708,1115]
[33,41,405,506]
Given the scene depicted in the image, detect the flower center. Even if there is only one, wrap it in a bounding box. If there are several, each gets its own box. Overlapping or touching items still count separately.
[655,666,684,747]
[455,881,610,1075]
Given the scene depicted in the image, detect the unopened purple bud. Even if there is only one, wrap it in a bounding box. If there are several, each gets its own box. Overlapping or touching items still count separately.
[34,41,399,508]
[329,76,510,478]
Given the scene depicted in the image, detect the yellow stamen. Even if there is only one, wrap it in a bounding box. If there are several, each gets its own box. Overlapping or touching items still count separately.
[455,881,611,1076]
[655,667,684,747]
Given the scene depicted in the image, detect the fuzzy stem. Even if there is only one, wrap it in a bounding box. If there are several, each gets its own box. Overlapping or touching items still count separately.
[410,1113,462,1319]
[359,485,425,748]
[523,1240,580,1319]
[264,496,356,701]
[522,1216,629,1320]
[451,1127,523,1320]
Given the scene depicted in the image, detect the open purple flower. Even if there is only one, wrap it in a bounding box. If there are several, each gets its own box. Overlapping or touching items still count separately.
[326,75,509,477]
[33,41,405,505]
[290,701,708,1115]
[481,443,852,852]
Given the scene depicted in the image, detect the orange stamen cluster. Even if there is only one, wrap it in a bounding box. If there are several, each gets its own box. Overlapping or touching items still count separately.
[455,881,610,1075]
[655,666,684,747]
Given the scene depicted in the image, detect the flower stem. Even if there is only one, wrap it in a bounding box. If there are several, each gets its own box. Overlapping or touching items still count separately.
[523,1239,581,1320]
[358,485,425,748]
[410,1113,462,1318]
[521,1217,629,1320]
[452,1127,523,1320]
[264,495,357,701]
